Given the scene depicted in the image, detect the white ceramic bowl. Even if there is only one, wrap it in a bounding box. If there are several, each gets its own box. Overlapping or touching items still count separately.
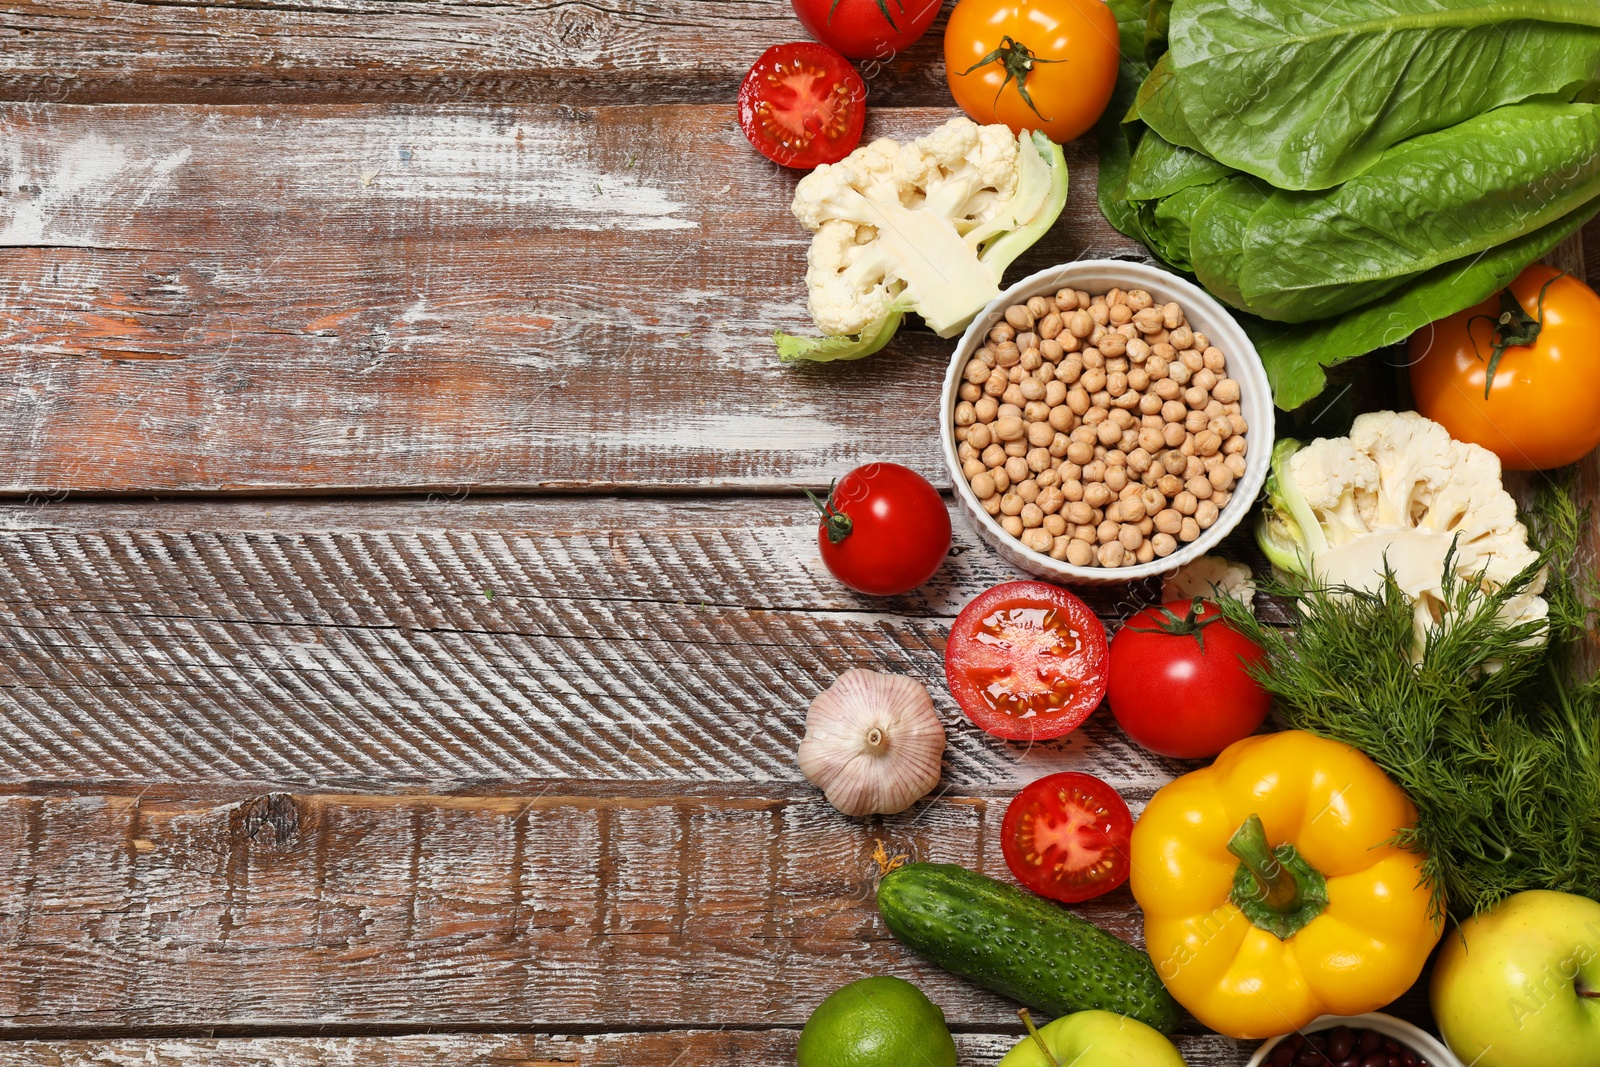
[1245,1012,1464,1067]
[941,260,1275,585]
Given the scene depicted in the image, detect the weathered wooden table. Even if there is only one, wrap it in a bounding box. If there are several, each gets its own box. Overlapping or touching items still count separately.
[1,5,1596,1065]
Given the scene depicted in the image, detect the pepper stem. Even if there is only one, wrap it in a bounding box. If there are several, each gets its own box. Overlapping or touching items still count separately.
[1018,1009,1061,1067]
[1227,814,1329,940]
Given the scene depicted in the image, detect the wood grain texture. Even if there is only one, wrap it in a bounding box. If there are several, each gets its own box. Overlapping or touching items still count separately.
[0,0,954,107]
[0,495,1282,789]
[0,1031,1251,1066]
[0,786,1237,1039]
[0,102,1135,494]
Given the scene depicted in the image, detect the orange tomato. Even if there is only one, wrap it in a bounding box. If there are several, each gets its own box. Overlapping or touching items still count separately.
[943,0,1119,144]
[1409,264,1600,471]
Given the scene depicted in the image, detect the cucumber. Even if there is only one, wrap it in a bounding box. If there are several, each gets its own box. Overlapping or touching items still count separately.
[876,863,1186,1034]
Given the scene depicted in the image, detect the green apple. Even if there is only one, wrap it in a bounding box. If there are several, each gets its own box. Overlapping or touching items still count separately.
[1431,889,1600,1067]
[998,1010,1187,1067]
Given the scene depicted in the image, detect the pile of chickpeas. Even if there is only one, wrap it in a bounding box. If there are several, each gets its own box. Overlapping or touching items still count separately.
[952,286,1249,569]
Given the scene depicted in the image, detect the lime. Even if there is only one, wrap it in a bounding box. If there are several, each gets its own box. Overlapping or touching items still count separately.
[796,976,958,1067]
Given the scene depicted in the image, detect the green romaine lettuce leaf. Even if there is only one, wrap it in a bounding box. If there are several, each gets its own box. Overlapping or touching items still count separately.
[1235,101,1600,322]
[1246,198,1600,408]
[1142,0,1600,189]
[1123,129,1234,202]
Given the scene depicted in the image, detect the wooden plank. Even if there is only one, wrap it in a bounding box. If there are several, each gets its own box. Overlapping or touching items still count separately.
[0,786,1154,1033]
[0,1031,1252,1065]
[0,103,1135,494]
[0,0,955,107]
[0,496,1273,789]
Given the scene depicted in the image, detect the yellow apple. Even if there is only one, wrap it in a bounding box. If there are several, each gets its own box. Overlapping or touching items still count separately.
[1431,890,1600,1067]
[998,1010,1187,1067]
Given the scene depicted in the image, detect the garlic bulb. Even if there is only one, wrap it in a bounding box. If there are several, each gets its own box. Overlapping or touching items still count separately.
[798,669,946,817]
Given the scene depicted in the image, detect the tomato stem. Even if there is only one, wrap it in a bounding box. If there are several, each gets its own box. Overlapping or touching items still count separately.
[1018,1009,1062,1067]
[829,0,900,32]
[1468,271,1564,400]
[805,480,854,545]
[957,35,1064,124]
[1127,597,1221,652]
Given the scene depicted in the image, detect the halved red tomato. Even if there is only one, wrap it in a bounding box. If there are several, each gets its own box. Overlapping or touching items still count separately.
[1002,771,1132,903]
[737,43,867,169]
[944,581,1108,740]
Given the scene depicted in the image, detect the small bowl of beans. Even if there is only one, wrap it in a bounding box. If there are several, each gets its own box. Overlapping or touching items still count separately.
[941,260,1274,585]
[1246,1014,1463,1067]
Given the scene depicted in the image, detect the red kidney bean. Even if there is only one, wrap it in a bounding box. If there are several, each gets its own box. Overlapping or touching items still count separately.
[1325,1027,1355,1059]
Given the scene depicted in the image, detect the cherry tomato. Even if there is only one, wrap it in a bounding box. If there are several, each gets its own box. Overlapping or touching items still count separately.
[1409,264,1600,471]
[1107,599,1269,760]
[813,463,951,595]
[792,0,943,60]
[738,43,867,169]
[943,0,1119,143]
[1002,771,1132,903]
[944,581,1108,740]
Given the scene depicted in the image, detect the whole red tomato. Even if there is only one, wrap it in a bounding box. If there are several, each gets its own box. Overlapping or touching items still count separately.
[945,581,1108,740]
[1001,771,1132,903]
[793,0,943,60]
[1409,264,1600,471]
[812,463,950,595]
[738,43,868,169]
[1108,599,1269,759]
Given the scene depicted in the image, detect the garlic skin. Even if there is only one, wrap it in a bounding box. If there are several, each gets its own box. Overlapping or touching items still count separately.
[798,669,946,817]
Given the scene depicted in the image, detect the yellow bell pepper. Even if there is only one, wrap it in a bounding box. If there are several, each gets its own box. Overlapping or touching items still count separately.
[1130,730,1442,1040]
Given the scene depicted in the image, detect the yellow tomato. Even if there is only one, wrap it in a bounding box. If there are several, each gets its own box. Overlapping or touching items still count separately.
[1409,264,1600,471]
[944,0,1120,143]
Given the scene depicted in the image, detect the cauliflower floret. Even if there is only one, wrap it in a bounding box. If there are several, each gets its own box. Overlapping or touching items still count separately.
[1163,557,1257,608]
[781,118,1068,351]
[1259,410,1545,659]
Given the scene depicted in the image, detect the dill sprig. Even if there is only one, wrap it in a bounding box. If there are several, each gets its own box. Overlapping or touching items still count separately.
[1219,479,1600,920]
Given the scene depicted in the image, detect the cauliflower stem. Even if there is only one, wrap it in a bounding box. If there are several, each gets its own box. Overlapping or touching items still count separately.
[775,120,1069,361]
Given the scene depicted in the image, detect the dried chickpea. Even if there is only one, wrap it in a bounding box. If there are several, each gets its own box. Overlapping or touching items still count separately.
[1084,482,1113,508]
[1162,422,1187,448]
[1097,542,1126,568]
[1119,524,1143,552]
[962,458,985,480]
[1000,492,1024,516]
[1066,540,1094,566]
[991,467,1011,493]
[1044,513,1067,536]
[1195,499,1219,529]
[967,423,993,449]
[1027,447,1053,473]
[970,471,996,499]
[982,494,1003,516]
[1225,453,1247,478]
[1103,467,1129,493]
[1002,515,1025,537]
[1049,432,1072,458]
[1021,528,1052,553]
[1209,464,1234,492]
[1168,325,1194,350]
[1151,532,1177,557]
[995,416,1025,442]
[1021,503,1044,529]
[1005,456,1030,483]
[984,372,1007,397]
[1185,475,1213,501]
[1184,409,1210,434]
[1178,516,1201,542]
[959,383,982,403]
[1173,490,1198,516]
[1027,422,1055,447]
